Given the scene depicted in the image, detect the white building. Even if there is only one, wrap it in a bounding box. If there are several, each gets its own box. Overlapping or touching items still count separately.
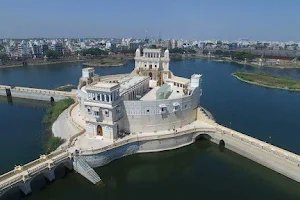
[77,48,202,140]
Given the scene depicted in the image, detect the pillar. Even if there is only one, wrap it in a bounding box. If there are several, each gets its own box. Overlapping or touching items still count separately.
[63,161,73,170]
[44,169,55,182]
[104,94,107,102]
[109,94,112,102]
[19,182,32,195]
[100,93,102,101]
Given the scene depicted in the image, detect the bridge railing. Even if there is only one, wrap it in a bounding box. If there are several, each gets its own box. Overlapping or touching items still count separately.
[197,108,300,167]
[0,149,70,190]
[216,125,300,166]
[80,127,215,155]
[13,86,74,96]
[0,85,11,89]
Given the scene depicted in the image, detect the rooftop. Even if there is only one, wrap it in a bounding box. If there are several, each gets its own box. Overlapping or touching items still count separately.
[86,82,119,91]
[143,48,161,53]
[119,76,148,94]
[166,76,190,85]
[140,85,185,101]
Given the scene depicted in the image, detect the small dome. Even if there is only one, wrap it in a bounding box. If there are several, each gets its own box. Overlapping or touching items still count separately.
[164,49,169,58]
[135,48,141,57]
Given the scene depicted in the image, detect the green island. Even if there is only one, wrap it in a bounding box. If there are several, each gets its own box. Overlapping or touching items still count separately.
[82,56,127,67]
[233,72,300,91]
[43,98,75,153]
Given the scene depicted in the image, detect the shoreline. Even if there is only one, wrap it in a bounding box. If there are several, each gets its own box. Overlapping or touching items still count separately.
[232,73,300,92]
[82,62,126,67]
[202,56,300,69]
[1,55,300,70]
[0,59,85,69]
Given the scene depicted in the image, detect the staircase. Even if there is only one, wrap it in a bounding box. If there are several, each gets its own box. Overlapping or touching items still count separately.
[73,156,101,184]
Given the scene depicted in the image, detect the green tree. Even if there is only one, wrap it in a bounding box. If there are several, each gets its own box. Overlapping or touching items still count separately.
[45,137,65,153]
[297,56,300,61]
[187,49,196,54]
[44,50,59,58]
[214,50,224,56]
[0,53,9,61]
[81,48,108,56]
[202,50,209,55]
[169,48,185,54]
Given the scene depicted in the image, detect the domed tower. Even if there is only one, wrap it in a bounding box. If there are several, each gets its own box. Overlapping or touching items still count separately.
[162,49,170,81]
[135,48,141,57]
[164,49,169,59]
[134,48,141,70]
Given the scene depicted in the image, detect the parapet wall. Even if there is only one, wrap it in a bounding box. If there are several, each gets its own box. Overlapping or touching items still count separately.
[0,85,75,102]
[122,90,200,133]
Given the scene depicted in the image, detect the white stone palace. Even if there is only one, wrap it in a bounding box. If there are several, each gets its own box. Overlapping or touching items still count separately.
[77,48,202,140]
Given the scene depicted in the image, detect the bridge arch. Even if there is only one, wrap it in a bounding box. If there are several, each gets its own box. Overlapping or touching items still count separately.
[0,184,23,200]
[219,139,225,152]
[193,133,213,142]
[53,162,72,179]
[50,97,55,102]
[29,173,47,193]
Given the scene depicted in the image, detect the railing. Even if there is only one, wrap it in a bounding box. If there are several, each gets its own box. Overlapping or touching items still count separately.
[66,102,85,147]
[216,125,300,166]
[80,127,215,155]
[0,149,70,190]
[197,108,300,167]
[0,85,75,97]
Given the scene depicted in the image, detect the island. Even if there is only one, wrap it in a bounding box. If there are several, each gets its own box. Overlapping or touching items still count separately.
[232,71,300,91]
[82,56,127,67]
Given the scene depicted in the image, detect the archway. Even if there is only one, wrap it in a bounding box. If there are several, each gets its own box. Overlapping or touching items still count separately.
[149,72,152,80]
[219,140,225,152]
[50,97,54,102]
[97,125,103,136]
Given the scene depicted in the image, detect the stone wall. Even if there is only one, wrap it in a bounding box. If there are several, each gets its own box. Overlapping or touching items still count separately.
[121,89,200,133]
[0,88,6,96]
[83,131,199,168]
[10,90,66,102]
[0,85,71,102]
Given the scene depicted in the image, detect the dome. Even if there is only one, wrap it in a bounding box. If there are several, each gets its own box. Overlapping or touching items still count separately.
[164,49,169,58]
[135,48,141,57]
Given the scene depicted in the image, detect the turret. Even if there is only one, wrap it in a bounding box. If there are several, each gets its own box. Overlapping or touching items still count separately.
[164,49,169,58]
[190,74,202,89]
[82,67,95,79]
[135,48,141,57]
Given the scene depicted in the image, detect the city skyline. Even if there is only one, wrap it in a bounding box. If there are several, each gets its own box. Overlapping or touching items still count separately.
[0,0,300,41]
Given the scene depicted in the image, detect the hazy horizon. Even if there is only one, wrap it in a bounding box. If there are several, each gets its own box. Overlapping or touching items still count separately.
[1,0,300,42]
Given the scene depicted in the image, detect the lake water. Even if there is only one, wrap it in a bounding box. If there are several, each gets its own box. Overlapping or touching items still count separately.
[1,59,300,200]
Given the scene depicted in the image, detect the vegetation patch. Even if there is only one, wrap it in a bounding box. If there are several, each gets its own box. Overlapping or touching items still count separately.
[45,137,65,153]
[43,98,75,125]
[233,72,300,90]
[83,57,126,67]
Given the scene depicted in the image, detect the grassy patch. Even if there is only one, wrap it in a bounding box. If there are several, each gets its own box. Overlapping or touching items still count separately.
[45,137,65,153]
[84,57,126,66]
[43,98,75,125]
[42,98,74,153]
[233,72,300,90]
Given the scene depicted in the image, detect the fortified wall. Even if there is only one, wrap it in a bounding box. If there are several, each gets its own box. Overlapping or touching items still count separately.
[0,85,74,102]
[121,89,201,133]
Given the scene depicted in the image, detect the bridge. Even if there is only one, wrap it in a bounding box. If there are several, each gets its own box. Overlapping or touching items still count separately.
[0,85,76,102]
[1,108,300,197]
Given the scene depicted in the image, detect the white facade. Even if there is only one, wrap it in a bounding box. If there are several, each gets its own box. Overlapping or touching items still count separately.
[77,48,202,140]
[134,48,170,79]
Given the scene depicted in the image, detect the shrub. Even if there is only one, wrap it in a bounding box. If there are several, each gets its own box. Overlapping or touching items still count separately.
[46,137,65,153]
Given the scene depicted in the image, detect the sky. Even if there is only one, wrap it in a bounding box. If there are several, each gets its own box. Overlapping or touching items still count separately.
[0,0,300,41]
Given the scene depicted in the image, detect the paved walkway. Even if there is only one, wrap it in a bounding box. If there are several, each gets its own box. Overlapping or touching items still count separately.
[71,104,86,127]
[52,108,81,140]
